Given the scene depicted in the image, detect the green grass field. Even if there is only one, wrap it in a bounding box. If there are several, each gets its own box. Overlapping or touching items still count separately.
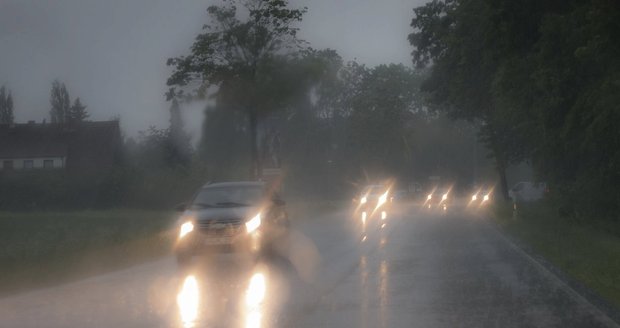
[0,210,176,296]
[0,202,345,296]
[492,202,620,308]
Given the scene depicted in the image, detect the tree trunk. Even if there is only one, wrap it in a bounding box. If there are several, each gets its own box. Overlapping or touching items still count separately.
[249,109,262,180]
[497,160,510,201]
[487,122,511,201]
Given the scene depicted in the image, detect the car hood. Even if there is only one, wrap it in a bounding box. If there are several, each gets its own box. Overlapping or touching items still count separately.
[183,206,260,223]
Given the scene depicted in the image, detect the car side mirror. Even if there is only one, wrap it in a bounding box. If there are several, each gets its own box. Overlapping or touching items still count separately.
[175,202,187,212]
[273,198,286,206]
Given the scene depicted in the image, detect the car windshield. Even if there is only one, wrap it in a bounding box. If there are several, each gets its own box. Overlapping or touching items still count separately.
[192,186,263,207]
[363,186,385,196]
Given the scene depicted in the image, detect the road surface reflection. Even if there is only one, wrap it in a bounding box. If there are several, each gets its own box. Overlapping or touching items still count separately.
[177,275,199,328]
[357,213,392,328]
[174,258,275,328]
[244,272,266,328]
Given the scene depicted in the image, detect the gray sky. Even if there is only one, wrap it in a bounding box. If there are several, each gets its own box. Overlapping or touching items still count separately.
[0,0,425,140]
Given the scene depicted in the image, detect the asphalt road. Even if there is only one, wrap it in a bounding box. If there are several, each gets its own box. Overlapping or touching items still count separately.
[0,205,618,328]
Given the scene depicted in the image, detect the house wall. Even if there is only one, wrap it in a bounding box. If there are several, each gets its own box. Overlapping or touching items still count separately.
[0,157,65,170]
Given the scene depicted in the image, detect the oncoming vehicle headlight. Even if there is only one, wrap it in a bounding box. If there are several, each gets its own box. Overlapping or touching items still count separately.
[360,196,367,204]
[379,191,387,204]
[179,221,194,239]
[442,193,448,201]
[483,194,490,202]
[472,194,477,201]
[245,213,261,234]
[377,191,388,208]
[427,194,432,200]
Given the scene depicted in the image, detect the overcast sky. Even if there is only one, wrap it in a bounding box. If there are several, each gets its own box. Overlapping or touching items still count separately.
[0,0,426,140]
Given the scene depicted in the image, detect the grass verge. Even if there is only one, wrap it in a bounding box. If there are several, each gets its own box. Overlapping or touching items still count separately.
[0,210,175,296]
[492,201,620,308]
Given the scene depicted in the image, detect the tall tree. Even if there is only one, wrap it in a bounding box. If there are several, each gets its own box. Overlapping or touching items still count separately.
[0,86,14,124]
[68,97,89,124]
[409,0,620,213]
[167,98,192,167]
[346,64,423,180]
[49,80,71,124]
[167,0,307,179]
[409,0,529,200]
[200,104,251,179]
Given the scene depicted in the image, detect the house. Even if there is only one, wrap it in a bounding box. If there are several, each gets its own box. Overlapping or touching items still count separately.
[0,120,121,174]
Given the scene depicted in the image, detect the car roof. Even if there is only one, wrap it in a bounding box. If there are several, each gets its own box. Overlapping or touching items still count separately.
[363,184,384,190]
[202,181,265,189]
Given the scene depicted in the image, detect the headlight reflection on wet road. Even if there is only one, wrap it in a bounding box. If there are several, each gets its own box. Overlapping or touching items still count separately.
[245,272,266,328]
[177,275,199,328]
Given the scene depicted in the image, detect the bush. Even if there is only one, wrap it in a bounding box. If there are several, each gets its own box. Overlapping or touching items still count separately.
[0,165,209,210]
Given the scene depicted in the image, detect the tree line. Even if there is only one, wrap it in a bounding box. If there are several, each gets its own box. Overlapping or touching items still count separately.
[2,0,499,209]
[409,0,620,218]
[0,86,15,124]
[49,80,89,125]
[162,0,494,199]
[0,80,90,125]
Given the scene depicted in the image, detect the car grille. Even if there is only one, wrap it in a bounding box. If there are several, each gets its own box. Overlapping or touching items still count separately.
[198,218,243,237]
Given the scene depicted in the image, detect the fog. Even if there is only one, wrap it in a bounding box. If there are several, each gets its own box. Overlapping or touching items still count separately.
[0,0,421,140]
[4,1,619,326]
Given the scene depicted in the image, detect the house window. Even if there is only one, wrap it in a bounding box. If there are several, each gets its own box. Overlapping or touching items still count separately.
[23,160,34,169]
[43,160,54,169]
[2,160,13,170]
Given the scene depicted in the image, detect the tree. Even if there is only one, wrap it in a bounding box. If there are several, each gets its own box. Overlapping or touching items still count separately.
[492,0,620,214]
[346,64,424,181]
[409,0,529,200]
[50,80,71,124]
[409,0,620,214]
[200,103,251,179]
[135,126,171,169]
[68,97,89,124]
[0,86,14,124]
[167,98,192,167]
[167,0,307,179]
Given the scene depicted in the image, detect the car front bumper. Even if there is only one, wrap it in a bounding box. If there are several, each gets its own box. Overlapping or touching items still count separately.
[176,228,263,255]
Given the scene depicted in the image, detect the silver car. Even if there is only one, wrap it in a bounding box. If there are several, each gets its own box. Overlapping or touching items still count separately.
[174,181,289,265]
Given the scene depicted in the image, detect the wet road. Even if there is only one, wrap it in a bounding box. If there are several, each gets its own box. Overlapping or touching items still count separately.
[0,206,618,327]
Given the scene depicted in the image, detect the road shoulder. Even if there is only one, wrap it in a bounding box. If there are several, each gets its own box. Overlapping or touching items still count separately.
[489,219,620,326]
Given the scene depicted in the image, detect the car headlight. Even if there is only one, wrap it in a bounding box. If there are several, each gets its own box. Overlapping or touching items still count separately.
[442,193,448,201]
[427,194,432,200]
[472,194,477,201]
[376,191,388,209]
[245,213,261,234]
[483,194,490,202]
[179,221,194,239]
[360,196,367,204]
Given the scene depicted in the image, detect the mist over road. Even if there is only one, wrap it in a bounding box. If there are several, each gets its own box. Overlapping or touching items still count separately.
[0,205,616,328]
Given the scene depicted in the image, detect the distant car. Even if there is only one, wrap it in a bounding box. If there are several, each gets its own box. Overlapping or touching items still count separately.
[423,187,452,210]
[508,181,547,202]
[470,187,493,206]
[353,184,392,224]
[174,181,289,265]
